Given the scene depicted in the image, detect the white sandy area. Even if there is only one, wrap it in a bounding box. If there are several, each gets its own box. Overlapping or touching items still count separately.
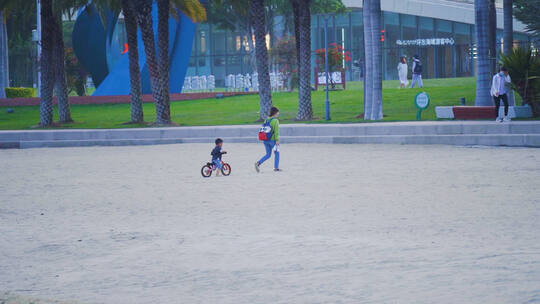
[0,143,539,304]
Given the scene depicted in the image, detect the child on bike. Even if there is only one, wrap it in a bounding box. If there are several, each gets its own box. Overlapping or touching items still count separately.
[211,138,227,176]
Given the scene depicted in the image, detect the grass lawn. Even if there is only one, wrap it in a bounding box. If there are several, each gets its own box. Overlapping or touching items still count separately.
[0,77,528,130]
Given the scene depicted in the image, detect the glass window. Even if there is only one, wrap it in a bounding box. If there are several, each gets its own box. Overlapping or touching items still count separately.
[454,22,472,77]
[401,14,417,40]
[384,12,400,80]
[435,20,453,78]
[419,17,434,38]
[385,13,400,47]
[189,57,197,68]
[351,10,363,53]
[454,22,470,44]
[385,11,399,26]
[436,20,452,35]
[401,14,416,28]
[213,31,226,55]
[226,55,242,75]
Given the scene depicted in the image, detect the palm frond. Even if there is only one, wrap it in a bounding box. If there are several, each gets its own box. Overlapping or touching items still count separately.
[172,0,206,22]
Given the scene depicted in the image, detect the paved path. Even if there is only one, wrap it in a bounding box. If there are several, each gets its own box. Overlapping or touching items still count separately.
[1,143,539,303]
[1,121,539,149]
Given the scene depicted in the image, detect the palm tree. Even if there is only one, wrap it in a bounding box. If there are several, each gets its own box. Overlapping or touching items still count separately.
[488,0,497,74]
[135,0,205,125]
[0,0,54,125]
[362,0,372,119]
[156,0,205,123]
[250,0,273,120]
[52,4,72,123]
[369,0,382,120]
[294,0,313,120]
[89,0,144,123]
[121,0,144,123]
[503,0,513,55]
[474,0,492,106]
[157,0,171,123]
[0,10,8,99]
[361,0,382,120]
[40,0,55,126]
[134,0,167,124]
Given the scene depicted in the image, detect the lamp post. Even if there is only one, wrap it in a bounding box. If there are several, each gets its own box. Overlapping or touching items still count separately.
[323,14,331,121]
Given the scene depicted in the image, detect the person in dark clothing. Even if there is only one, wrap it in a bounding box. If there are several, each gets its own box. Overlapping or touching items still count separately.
[410,54,423,88]
[211,138,227,175]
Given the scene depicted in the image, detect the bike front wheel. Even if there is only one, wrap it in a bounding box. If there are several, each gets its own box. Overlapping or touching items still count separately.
[201,164,213,178]
[221,163,232,176]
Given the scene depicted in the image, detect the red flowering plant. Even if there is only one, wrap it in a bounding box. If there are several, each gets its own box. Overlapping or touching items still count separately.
[315,42,351,72]
[315,43,351,88]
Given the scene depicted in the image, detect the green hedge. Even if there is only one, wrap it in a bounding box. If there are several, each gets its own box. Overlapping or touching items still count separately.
[5,87,36,98]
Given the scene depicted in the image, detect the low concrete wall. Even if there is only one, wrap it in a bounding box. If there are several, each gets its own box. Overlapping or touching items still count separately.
[435,105,533,119]
[1,121,539,149]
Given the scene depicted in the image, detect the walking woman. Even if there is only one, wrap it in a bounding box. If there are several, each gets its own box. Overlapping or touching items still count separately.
[397,56,409,88]
[255,106,281,172]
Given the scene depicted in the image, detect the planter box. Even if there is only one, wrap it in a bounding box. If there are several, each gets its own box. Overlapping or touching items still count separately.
[435,105,533,119]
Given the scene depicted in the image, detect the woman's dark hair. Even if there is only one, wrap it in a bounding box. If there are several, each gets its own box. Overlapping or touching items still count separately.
[215,138,223,145]
[500,67,508,72]
[400,57,406,63]
[269,106,279,117]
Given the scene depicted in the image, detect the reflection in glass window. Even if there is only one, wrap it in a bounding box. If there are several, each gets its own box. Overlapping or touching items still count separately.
[200,31,206,54]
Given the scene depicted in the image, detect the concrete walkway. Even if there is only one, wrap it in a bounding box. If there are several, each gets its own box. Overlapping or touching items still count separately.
[0,121,539,149]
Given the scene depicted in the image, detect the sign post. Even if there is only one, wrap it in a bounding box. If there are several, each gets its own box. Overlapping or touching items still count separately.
[414,92,430,120]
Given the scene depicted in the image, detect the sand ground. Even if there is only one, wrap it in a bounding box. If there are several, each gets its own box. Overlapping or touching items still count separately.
[0,143,539,304]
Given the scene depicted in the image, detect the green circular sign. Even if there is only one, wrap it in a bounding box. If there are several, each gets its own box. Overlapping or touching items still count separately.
[415,92,430,110]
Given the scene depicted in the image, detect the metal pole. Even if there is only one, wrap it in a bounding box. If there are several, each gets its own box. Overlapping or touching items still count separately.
[324,15,331,121]
[36,0,41,97]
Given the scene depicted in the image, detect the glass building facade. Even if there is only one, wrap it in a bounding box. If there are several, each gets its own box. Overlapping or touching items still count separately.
[185,9,533,85]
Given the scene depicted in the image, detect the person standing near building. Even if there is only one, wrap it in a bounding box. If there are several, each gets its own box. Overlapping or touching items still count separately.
[410,55,423,88]
[397,57,409,88]
[491,67,512,122]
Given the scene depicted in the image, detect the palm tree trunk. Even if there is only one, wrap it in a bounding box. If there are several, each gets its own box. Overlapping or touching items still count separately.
[292,1,301,90]
[474,0,492,106]
[488,0,497,74]
[362,0,373,119]
[157,0,171,123]
[503,0,513,55]
[369,0,383,120]
[295,0,313,120]
[52,12,72,123]
[0,11,9,99]
[40,0,54,126]
[136,0,167,125]
[250,0,273,120]
[122,0,144,123]
[503,0,515,106]
[0,15,7,99]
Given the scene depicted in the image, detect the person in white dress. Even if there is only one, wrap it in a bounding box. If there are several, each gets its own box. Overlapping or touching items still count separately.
[397,57,409,88]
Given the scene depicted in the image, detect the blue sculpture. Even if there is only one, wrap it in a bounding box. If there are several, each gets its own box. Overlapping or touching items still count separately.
[72,3,196,96]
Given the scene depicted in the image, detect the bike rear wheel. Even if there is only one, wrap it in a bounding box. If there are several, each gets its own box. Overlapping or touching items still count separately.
[201,165,213,178]
[221,163,232,176]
